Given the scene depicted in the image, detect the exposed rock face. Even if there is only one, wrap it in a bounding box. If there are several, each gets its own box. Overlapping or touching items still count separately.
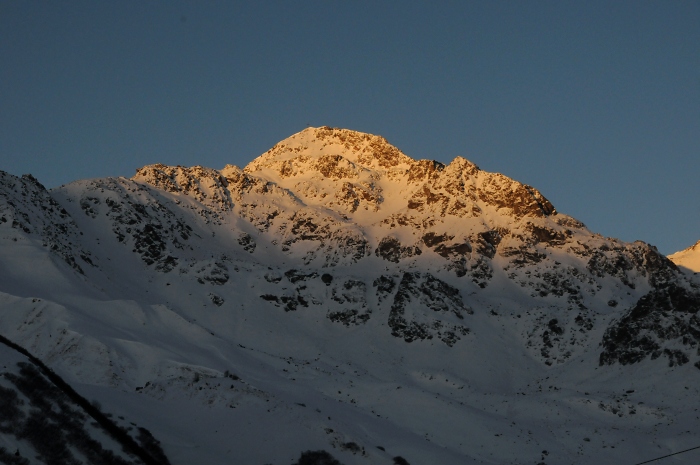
[0,171,94,274]
[476,173,555,218]
[328,278,371,326]
[600,283,700,367]
[375,237,421,263]
[258,270,373,324]
[237,232,256,253]
[373,275,396,302]
[388,272,471,346]
[194,261,229,285]
[133,164,233,213]
[75,178,193,272]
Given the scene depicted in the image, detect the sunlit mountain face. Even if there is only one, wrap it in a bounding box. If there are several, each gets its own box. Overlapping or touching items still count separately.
[669,240,700,273]
[1,127,699,465]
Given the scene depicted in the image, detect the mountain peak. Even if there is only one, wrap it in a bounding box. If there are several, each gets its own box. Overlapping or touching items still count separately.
[244,126,415,174]
[132,127,556,223]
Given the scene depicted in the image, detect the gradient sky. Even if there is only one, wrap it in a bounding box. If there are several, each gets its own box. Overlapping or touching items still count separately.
[1,1,698,255]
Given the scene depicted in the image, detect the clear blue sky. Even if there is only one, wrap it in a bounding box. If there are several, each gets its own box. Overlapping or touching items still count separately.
[1,1,698,254]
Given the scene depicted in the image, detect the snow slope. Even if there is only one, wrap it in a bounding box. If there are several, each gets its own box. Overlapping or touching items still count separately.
[1,127,700,465]
[0,335,171,465]
[669,239,700,273]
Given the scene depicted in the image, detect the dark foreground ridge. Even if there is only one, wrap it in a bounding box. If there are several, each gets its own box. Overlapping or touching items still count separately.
[0,333,172,465]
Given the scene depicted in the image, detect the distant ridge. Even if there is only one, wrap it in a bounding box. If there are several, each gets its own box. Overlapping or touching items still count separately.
[669,239,700,272]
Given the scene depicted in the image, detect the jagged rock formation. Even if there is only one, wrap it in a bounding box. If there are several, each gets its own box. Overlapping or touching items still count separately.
[387,272,471,346]
[0,171,95,274]
[600,283,700,367]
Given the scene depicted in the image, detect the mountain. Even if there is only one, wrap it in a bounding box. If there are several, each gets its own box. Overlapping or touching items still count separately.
[669,240,700,273]
[1,126,700,465]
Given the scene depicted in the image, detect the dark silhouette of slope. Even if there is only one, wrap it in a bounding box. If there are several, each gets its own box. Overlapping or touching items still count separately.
[0,334,171,465]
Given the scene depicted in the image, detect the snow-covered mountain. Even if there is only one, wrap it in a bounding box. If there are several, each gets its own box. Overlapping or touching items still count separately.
[1,127,699,465]
[669,240,700,273]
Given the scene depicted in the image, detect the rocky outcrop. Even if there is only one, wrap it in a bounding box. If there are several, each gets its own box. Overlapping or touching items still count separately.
[375,237,421,263]
[133,164,233,225]
[0,171,95,274]
[194,261,229,285]
[388,272,471,346]
[476,174,555,219]
[237,232,256,253]
[600,283,700,367]
[328,278,371,326]
[77,178,192,272]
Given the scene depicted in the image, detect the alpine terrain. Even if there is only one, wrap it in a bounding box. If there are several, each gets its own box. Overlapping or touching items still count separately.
[1,127,699,465]
[669,240,700,273]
